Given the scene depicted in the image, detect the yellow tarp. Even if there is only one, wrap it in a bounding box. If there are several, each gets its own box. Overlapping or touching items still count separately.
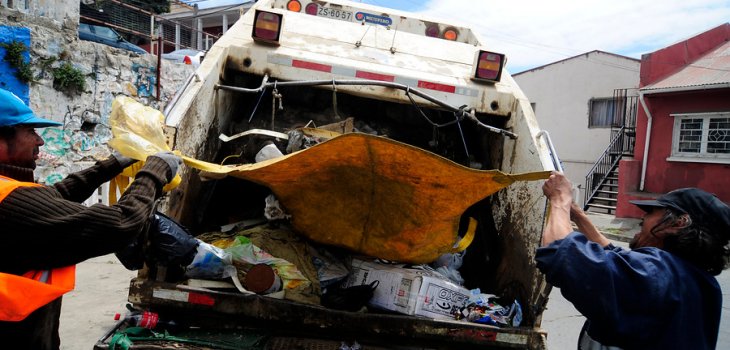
[206,134,550,263]
[109,96,550,263]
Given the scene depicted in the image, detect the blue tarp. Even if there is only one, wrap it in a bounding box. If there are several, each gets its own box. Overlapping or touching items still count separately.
[0,25,31,104]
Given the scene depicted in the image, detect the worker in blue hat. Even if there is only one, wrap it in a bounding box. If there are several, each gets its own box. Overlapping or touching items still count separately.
[0,88,183,350]
[536,172,729,350]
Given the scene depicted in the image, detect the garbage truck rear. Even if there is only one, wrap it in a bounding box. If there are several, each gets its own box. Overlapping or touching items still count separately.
[96,0,560,348]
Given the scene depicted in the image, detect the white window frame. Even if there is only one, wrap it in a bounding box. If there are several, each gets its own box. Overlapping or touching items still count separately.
[668,112,730,164]
[588,97,617,128]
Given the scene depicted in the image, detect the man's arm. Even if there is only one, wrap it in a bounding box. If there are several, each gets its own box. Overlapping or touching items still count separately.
[541,172,574,246]
[0,156,174,273]
[570,202,611,247]
[51,156,126,203]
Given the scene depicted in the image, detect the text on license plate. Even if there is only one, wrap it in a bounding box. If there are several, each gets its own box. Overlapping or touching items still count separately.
[317,6,353,21]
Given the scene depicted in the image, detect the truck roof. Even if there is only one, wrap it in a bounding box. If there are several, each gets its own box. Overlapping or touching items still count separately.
[204,0,514,116]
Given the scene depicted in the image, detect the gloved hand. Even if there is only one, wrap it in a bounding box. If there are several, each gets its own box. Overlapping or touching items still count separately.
[152,151,183,180]
[112,151,137,168]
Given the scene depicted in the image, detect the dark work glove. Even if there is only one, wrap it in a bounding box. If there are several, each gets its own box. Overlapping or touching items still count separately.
[152,151,183,180]
[112,151,137,168]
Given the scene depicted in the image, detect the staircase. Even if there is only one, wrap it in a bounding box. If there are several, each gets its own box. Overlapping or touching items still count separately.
[583,89,638,215]
[585,166,620,214]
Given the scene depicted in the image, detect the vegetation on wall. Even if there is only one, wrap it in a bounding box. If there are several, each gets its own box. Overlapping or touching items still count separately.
[1,42,85,95]
[52,61,86,96]
[0,41,35,83]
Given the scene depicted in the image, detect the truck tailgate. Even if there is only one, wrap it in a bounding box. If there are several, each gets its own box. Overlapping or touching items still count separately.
[111,278,546,349]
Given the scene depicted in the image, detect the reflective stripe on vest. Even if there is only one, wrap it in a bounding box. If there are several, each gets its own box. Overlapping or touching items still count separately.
[0,175,76,321]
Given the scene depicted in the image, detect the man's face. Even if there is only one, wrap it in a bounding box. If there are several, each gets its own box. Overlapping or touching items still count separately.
[629,207,667,249]
[0,125,44,169]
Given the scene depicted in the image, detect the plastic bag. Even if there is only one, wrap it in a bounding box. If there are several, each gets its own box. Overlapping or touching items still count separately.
[225,236,310,290]
[114,211,199,271]
[185,241,234,279]
[149,212,199,266]
[432,251,465,285]
[108,96,170,161]
[107,96,181,191]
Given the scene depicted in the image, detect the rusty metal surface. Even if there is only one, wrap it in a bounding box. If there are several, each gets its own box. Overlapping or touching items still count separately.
[643,40,730,93]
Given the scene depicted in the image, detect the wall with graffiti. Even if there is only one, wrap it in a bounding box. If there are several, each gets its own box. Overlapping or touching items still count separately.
[0,17,195,185]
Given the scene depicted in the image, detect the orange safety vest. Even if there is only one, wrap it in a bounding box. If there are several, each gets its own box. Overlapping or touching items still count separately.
[0,175,75,321]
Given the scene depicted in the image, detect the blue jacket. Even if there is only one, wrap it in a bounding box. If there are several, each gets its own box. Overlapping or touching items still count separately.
[536,232,721,350]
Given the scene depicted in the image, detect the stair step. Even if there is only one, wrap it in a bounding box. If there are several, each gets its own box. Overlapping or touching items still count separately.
[605,176,619,180]
[597,190,618,195]
[593,197,617,203]
[600,183,618,188]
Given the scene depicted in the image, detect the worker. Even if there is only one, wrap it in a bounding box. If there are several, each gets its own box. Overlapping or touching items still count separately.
[537,171,729,350]
[0,88,182,349]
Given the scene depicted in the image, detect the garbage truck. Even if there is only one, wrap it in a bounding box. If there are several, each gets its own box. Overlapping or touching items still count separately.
[95,0,561,348]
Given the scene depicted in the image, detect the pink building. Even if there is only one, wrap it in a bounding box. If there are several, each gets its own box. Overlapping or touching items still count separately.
[616,23,730,218]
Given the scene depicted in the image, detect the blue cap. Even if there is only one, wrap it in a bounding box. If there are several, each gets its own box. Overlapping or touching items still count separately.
[0,88,62,128]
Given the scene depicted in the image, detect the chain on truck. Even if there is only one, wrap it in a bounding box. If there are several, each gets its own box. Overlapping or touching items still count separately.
[96,0,559,348]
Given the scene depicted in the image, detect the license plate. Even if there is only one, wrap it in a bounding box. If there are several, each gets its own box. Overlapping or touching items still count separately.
[316,6,353,22]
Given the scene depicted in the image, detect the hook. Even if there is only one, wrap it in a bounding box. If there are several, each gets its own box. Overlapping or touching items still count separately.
[332,79,341,120]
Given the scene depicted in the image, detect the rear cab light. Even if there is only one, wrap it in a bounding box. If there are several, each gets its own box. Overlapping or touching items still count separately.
[252,10,284,45]
[287,0,301,12]
[472,50,505,83]
[442,27,458,41]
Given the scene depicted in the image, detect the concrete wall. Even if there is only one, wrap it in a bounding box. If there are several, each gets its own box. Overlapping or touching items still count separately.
[1,0,78,27]
[0,2,195,184]
[513,51,640,203]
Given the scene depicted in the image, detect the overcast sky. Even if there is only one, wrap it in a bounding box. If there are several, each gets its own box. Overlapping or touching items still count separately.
[192,0,730,73]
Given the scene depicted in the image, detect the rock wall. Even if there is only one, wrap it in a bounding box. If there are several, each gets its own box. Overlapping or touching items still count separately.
[0,2,195,184]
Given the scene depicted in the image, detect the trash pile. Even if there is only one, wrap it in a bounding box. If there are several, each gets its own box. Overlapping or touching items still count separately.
[118,204,521,328]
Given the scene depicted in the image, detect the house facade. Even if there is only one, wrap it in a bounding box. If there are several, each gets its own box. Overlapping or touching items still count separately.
[616,23,730,218]
[159,1,254,51]
[514,51,640,205]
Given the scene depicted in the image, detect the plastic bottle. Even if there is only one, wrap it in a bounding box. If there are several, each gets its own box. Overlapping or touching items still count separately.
[114,310,178,330]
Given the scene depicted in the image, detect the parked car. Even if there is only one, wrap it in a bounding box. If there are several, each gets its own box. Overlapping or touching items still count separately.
[78,23,147,54]
[161,49,205,67]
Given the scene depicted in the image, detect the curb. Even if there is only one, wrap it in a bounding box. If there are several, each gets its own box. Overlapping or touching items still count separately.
[601,231,634,243]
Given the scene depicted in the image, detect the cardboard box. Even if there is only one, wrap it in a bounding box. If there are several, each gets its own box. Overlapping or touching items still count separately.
[344,259,470,319]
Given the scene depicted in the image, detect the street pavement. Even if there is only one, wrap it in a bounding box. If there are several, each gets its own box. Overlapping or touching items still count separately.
[59,212,730,349]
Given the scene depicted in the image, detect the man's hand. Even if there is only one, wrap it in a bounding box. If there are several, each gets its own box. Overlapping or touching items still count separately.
[542,171,573,208]
[151,151,183,181]
[112,151,137,169]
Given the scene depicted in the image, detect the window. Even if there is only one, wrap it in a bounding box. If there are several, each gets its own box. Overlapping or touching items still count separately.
[94,26,120,41]
[588,98,617,128]
[671,112,730,162]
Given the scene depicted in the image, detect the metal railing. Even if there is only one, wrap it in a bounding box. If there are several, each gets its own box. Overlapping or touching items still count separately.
[583,125,631,209]
[80,0,220,53]
[583,88,638,209]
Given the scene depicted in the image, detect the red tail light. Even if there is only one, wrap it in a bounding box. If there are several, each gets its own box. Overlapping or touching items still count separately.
[252,10,283,44]
[183,56,192,65]
[473,50,505,82]
[425,24,439,38]
[305,3,318,15]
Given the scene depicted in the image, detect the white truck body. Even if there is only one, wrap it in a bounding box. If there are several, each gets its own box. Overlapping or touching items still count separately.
[98,1,559,348]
